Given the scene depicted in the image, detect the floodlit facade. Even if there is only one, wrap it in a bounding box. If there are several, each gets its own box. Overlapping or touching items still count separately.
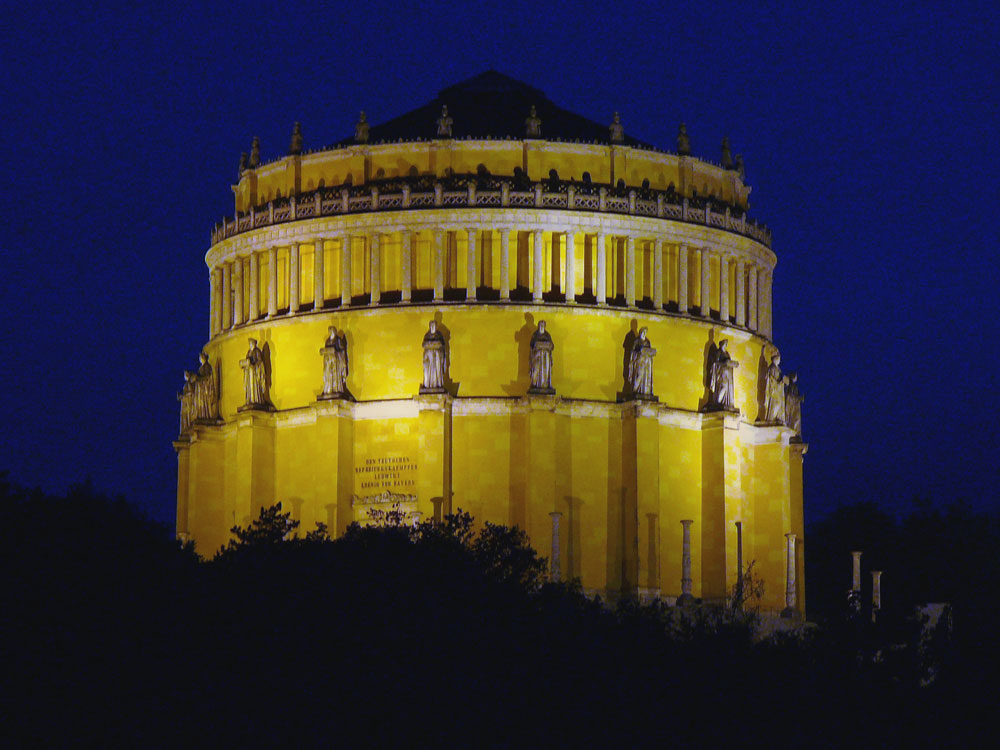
[175,72,806,614]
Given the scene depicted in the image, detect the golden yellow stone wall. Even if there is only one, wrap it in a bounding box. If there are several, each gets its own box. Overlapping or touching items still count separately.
[177,305,805,613]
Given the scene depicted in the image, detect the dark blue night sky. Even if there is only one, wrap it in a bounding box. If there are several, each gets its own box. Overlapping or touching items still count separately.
[2,1,997,526]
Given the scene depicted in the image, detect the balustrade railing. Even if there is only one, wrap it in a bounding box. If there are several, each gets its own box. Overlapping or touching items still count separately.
[212,178,771,247]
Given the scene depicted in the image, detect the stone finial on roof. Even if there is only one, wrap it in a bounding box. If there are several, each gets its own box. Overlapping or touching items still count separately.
[249,136,261,168]
[355,111,369,143]
[525,105,542,138]
[677,124,691,156]
[735,153,745,180]
[721,137,734,169]
[609,112,624,143]
[238,152,248,177]
[436,105,453,138]
[290,122,303,155]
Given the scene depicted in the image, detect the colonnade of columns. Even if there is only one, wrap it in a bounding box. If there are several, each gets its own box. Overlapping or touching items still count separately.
[210,228,774,339]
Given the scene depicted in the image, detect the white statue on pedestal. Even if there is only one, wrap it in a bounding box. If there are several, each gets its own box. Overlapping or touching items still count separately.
[528,320,554,394]
[762,353,786,424]
[707,339,739,411]
[420,321,448,393]
[627,327,657,399]
[239,338,269,409]
[195,352,218,421]
[320,326,349,399]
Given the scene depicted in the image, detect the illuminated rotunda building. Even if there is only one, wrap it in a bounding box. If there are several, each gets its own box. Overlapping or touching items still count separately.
[175,72,807,615]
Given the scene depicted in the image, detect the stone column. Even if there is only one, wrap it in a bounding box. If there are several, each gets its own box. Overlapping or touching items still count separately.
[747,263,758,330]
[400,231,412,302]
[232,258,244,326]
[549,511,562,583]
[433,230,445,300]
[735,520,744,603]
[248,253,259,322]
[499,228,510,300]
[700,247,712,318]
[267,247,278,317]
[289,242,300,313]
[466,227,477,299]
[782,532,797,618]
[209,269,220,336]
[370,234,381,304]
[762,269,773,337]
[313,238,324,310]
[532,229,544,301]
[596,233,607,304]
[625,236,636,307]
[851,551,862,593]
[678,519,694,605]
[718,254,730,323]
[340,235,352,306]
[221,262,232,330]
[757,268,768,335]
[871,571,882,616]
[564,230,575,303]
[735,259,746,327]
[653,238,663,309]
[678,244,689,313]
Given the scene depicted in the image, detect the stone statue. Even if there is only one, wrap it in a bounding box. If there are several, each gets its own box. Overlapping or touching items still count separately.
[239,338,269,409]
[525,105,542,138]
[609,112,624,143]
[177,371,196,434]
[249,136,260,168]
[735,153,746,180]
[707,339,739,411]
[289,122,303,155]
[785,372,804,438]
[627,327,657,399]
[319,326,350,399]
[721,137,734,169]
[436,105,453,138]
[355,111,369,143]
[420,320,448,393]
[677,123,691,156]
[195,352,219,421]
[528,320,554,394]
[761,353,786,424]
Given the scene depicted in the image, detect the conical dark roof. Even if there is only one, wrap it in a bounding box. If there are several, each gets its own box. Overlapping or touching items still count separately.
[337,70,649,147]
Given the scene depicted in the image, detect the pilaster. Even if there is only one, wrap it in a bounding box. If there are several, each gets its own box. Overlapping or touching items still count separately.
[499,228,510,300]
[289,242,300,313]
[314,238,325,310]
[249,252,259,321]
[678,243,689,313]
[596,232,607,304]
[564,230,576,303]
[625,235,636,307]
[532,229,544,301]
[700,246,712,318]
[653,238,663,310]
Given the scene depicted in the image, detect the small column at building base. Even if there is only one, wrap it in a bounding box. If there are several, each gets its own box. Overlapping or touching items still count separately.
[549,511,562,583]
[677,519,695,606]
[781,532,798,618]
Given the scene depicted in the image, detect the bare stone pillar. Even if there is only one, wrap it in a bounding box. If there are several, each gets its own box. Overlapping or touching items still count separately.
[289,243,300,313]
[757,268,768,335]
[248,253,259,321]
[782,532,797,618]
[719,254,730,322]
[549,511,562,583]
[871,571,882,619]
[852,551,863,593]
[735,520,744,604]
[762,269,773,338]
[370,234,381,304]
[232,258,244,325]
[340,235,352,306]
[596,233,607,304]
[532,229,544,301]
[678,244,689,313]
[400,231,412,302]
[700,247,712,318]
[499,228,510,300]
[267,246,278,317]
[653,237,663,309]
[678,519,694,605]
[735,259,746,327]
[433,230,445,300]
[221,262,232,329]
[747,263,758,330]
[625,235,636,307]
[313,238,324,310]
[564,230,576,303]
[466,228,477,299]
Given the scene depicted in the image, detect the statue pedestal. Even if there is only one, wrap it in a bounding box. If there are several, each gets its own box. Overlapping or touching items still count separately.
[237,403,274,412]
[702,404,739,415]
[317,392,354,402]
[622,392,658,403]
[418,386,448,395]
[527,386,556,396]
